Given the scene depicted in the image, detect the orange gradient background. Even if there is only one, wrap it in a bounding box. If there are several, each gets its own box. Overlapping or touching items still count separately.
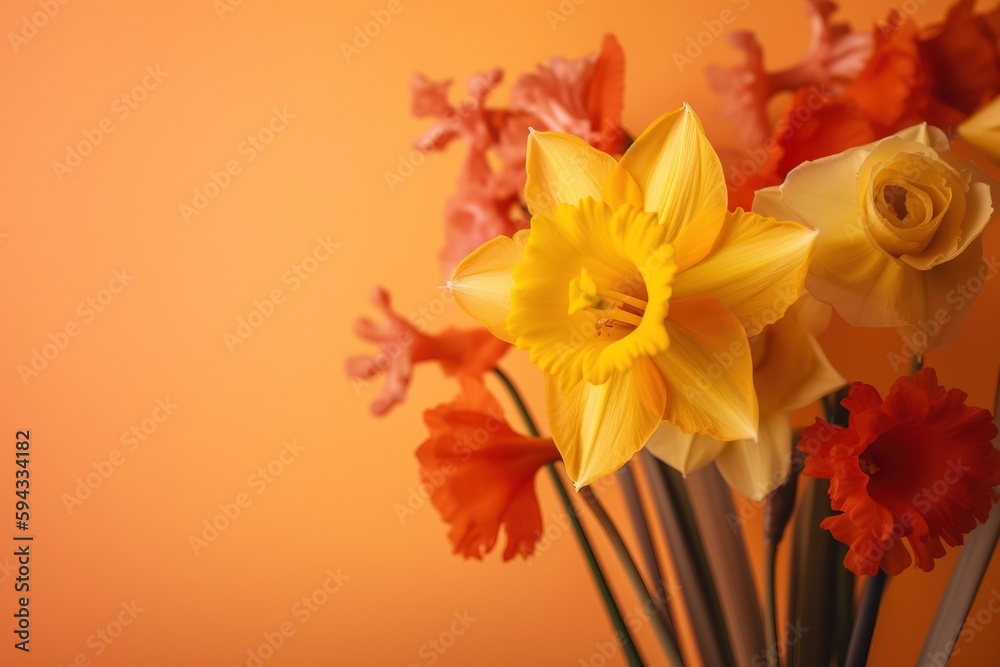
[2,0,999,665]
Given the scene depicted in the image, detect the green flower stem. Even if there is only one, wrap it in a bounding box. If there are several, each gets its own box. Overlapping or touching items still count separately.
[492,368,645,667]
[579,484,686,666]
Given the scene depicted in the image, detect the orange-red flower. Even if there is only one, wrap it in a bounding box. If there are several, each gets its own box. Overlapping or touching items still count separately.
[708,0,873,148]
[346,287,509,415]
[920,0,1000,117]
[721,0,1000,210]
[799,369,1000,576]
[416,379,561,560]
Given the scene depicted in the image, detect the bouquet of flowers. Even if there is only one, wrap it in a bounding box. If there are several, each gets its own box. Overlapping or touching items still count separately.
[348,1,1000,665]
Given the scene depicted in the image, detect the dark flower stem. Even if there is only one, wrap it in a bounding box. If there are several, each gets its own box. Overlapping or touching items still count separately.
[579,484,686,666]
[844,569,888,667]
[616,464,677,635]
[492,368,645,667]
[764,543,779,667]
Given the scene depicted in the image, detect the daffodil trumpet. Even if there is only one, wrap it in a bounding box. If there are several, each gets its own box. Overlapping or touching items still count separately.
[448,104,817,487]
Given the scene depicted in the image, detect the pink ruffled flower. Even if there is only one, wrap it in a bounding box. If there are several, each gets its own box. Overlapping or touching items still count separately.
[411,68,506,155]
[412,35,628,278]
[440,180,526,278]
[509,33,627,154]
[346,287,510,415]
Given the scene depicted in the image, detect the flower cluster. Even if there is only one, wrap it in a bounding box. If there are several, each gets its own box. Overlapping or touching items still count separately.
[717,0,1000,204]
[349,0,1000,585]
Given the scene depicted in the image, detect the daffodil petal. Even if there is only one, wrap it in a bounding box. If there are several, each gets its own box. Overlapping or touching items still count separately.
[672,210,817,337]
[752,304,845,416]
[958,96,1000,162]
[795,294,833,336]
[655,296,758,441]
[645,422,726,475]
[447,230,529,343]
[525,131,617,216]
[714,414,792,501]
[619,104,728,271]
[544,357,667,488]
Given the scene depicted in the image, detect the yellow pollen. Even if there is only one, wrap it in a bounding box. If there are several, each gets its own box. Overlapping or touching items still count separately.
[859,455,880,476]
[567,267,646,329]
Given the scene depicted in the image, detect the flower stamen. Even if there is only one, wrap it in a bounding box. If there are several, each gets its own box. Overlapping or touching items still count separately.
[568,267,647,330]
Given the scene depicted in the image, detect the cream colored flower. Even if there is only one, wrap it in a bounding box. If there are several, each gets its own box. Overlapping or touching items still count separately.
[754,124,995,354]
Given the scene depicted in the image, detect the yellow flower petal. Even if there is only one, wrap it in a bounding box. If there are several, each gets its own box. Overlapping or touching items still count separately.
[714,415,793,501]
[957,96,1000,162]
[619,104,728,271]
[752,301,845,416]
[645,422,726,475]
[795,294,833,336]
[447,230,529,343]
[754,148,910,328]
[507,199,675,391]
[672,209,817,337]
[544,357,667,488]
[654,296,758,441]
[894,237,988,354]
[525,131,618,216]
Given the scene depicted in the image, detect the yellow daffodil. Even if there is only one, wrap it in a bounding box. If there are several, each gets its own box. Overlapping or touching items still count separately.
[754,124,995,355]
[448,105,817,487]
[646,297,845,500]
[958,95,1000,163]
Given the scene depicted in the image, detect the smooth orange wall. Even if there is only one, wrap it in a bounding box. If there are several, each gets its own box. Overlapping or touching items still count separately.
[2,0,998,665]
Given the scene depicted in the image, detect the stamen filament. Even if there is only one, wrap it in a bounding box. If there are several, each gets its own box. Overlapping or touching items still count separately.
[600,288,648,311]
[606,307,643,328]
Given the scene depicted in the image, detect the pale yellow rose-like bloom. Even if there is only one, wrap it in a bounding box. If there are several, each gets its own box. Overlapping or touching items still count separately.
[754,124,995,354]
[646,297,845,500]
[958,95,1000,163]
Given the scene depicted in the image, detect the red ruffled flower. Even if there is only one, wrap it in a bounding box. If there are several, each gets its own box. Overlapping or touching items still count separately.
[799,369,1000,576]
[416,379,561,560]
[346,287,509,415]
